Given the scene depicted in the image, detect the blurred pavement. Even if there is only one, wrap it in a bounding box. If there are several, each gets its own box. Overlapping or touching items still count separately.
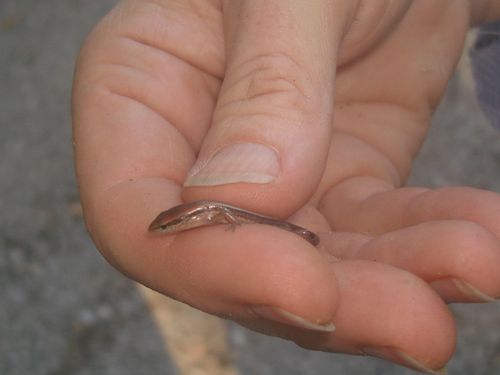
[1,1,500,375]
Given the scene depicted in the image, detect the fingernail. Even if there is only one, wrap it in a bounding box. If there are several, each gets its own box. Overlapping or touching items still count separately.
[184,143,280,186]
[431,277,496,302]
[450,278,496,302]
[251,305,335,332]
[362,347,447,375]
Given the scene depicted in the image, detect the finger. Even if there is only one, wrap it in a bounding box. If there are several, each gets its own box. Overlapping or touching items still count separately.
[321,178,500,238]
[91,178,339,331]
[73,1,222,247]
[73,0,224,210]
[321,221,500,303]
[328,261,454,374]
[236,260,454,374]
[183,0,354,217]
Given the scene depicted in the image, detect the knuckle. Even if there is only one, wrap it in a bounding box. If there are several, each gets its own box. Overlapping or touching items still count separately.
[221,53,317,114]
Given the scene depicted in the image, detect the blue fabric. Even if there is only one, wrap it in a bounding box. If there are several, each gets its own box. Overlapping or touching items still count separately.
[470,22,500,129]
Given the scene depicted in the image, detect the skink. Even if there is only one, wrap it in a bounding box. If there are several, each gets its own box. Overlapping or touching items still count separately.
[148,200,320,247]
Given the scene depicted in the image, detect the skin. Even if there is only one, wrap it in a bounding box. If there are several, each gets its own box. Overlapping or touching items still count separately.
[73,0,500,372]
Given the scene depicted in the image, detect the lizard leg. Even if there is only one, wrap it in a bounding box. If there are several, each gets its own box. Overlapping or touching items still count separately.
[219,207,241,231]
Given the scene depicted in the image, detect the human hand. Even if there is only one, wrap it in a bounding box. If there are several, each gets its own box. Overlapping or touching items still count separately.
[72,1,500,373]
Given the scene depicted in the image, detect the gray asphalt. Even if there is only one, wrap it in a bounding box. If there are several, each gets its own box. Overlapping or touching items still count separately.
[1,1,500,375]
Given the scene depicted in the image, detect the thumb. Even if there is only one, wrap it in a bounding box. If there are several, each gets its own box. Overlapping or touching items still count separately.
[183,0,352,216]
